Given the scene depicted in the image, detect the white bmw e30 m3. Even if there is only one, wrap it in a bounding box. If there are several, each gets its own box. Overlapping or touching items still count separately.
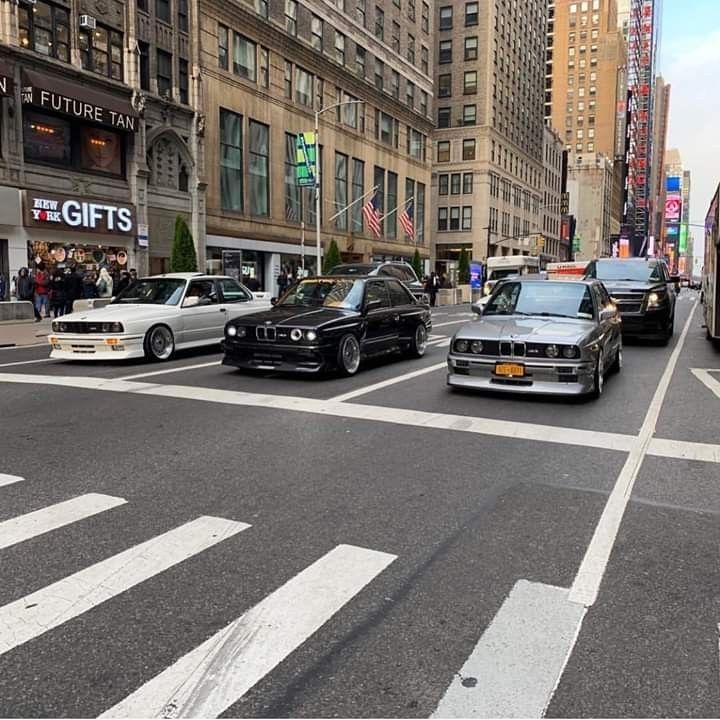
[48,273,271,361]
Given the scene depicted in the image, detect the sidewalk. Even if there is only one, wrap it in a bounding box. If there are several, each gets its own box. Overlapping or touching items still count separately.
[0,318,52,347]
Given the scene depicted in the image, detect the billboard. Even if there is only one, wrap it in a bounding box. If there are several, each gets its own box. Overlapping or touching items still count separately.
[679,224,688,253]
[665,195,682,222]
[666,224,679,237]
[666,176,681,193]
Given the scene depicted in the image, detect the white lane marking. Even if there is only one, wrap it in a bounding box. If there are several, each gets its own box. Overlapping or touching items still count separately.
[328,361,448,403]
[648,437,720,464]
[116,361,222,381]
[0,342,49,351]
[690,368,720,400]
[431,581,585,719]
[569,299,698,607]
[432,319,474,329]
[100,544,396,719]
[0,493,126,551]
[0,357,55,368]
[0,474,25,488]
[0,515,250,656]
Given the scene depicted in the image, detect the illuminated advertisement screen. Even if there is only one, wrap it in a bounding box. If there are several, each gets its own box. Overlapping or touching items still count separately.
[679,224,688,253]
[666,224,680,237]
[665,195,682,222]
[666,176,681,193]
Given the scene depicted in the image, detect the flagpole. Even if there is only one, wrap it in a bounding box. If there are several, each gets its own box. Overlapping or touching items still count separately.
[328,185,379,222]
[379,195,414,222]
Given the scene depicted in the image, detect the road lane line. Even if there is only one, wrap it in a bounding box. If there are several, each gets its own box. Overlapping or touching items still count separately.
[0,342,50,351]
[431,581,586,719]
[0,474,25,488]
[689,368,720,400]
[0,516,250,657]
[327,361,448,402]
[100,544,396,719]
[0,357,55,368]
[116,361,222,381]
[569,299,698,607]
[647,437,720,464]
[0,493,127,550]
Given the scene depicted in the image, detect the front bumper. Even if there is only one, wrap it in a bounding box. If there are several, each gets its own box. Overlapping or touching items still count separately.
[619,306,671,336]
[222,340,335,373]
[446,353,595,396]
[47,333,145,360]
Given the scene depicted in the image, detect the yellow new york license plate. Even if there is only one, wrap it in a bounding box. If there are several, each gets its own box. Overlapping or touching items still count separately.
[495,363,525,377]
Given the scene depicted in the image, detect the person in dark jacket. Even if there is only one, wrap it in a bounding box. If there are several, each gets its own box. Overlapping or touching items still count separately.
[0,274,6,301]
[114,270,131,295]
[424,272,441,307]
[16,267,41,321]
[82,272,99,299]
[49,272,67,318]
[64,268,83,314]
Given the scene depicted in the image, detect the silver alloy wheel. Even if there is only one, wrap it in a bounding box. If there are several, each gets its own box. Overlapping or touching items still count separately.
[340,335,361,375]
[596,351,604,395]
[149,326,174,361]
[617,346,623,370]
[415,323,428,356]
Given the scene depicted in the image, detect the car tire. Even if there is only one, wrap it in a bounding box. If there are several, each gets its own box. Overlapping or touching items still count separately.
[406,323,428,358]
[337,334,361,376]
[590,350,604,399]
[144,324,175,362]
[609,343,623,374]
[661,317,674,346]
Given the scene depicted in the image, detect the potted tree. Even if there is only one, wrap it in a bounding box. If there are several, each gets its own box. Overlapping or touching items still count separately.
[457,248,472,303]
[322,239,343,275]
[170,216,198,272]
[411,248,423,280]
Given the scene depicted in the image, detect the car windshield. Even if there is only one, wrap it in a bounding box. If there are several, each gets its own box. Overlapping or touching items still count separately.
[485,281,595,320]
[111,279,186,305]
[277,279,365,309]
[330,264,376,275]
[591,260,663,282]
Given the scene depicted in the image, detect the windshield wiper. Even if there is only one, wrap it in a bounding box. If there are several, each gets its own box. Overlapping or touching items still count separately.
[515,312,577,319]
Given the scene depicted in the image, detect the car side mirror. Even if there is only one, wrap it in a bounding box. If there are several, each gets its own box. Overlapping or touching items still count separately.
[182,296,200,308]
[471,303,483,316]
[365,299,382,313]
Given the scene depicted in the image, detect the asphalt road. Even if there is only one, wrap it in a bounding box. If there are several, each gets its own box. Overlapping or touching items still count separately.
[0,291,718,718]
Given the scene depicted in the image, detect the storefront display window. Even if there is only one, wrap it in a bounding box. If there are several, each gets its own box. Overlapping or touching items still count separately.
[23,112,71,165]
[81,127,123,175]
[28,241,131,279]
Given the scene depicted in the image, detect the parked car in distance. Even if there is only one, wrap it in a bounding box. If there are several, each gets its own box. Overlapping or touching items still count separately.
[329,261,429,304]
[48,273,270,361]
[222,276,432,376]
[584,257,677,342]
[448,278,622,398]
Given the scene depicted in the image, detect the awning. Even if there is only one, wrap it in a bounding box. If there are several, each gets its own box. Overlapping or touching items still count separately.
[0,61,13,97]
[21,69,137,132]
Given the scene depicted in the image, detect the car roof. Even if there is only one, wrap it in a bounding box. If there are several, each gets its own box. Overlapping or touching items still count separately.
[145,273,234,281]
[595,257,660,263]
[510,277,597,287]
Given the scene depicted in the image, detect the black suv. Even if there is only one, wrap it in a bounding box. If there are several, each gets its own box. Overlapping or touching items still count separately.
[585,258,677,342]
[329,262,429,304]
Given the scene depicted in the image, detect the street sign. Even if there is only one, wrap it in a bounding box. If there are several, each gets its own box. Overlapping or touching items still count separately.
[296,132,316,187]
[572,235,581,252]
[137,223,148,248]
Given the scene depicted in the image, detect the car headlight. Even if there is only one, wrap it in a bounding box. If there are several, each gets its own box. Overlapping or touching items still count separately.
[562,345,579,359]
[470,340,484,354]
[647,291,665,307]
[290,328,303,342]
[455,339,469,353]
[52,322,60,332]
[226,325,238,337]
[305,330,318,342]
[545,344,560,358]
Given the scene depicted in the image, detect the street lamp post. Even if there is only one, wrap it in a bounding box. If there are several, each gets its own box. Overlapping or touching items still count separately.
[314,100,365,275]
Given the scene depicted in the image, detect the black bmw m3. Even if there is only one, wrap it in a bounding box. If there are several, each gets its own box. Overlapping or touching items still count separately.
[222,276,432,376]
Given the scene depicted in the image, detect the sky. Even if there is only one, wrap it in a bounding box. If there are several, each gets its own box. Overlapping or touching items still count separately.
[660,0,720,246]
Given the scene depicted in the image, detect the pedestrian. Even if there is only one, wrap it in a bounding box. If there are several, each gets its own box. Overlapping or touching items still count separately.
[115,270,131,295]
[128,268,138,284]
[0,273,6,301]
[96,267,113,298]
[424,272,440,307]
[16,267,41,321]
[33,264,50,319]
[277,269,289,296]
[82,272,98,299]
[64,267,83,314]
[49,271,67,318]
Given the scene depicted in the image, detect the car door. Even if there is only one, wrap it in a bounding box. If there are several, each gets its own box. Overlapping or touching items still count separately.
[217,277,264,330]
[386,278,417,342]
[363,281,397,354]
[594,282,620,358]
[180,279,224,345]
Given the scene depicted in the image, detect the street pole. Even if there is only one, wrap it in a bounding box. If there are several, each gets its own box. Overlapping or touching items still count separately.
[300,221,305,274]
[314,110,321,276]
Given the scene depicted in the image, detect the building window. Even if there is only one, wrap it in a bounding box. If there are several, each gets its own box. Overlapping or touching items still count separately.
[311,15,323,52]
[356,0,366,26]
[407,34,415,64]
[438,207,448,231]
[462,104,476,125]
[376,111,396,147]
[284,133,300,223]
[438,73,451,98]
[386,171,397,239]
[462,138,475,160]
[138,41,150,90]
[462,206,472,230]
[463,71,477,94]
[465,1,478,26]
[315,77,324,110]
[218,25,229,70]
[375,6,384,40]
[421,1,429,32]
[248,120,269,216]
[284,60,293,98]
[178,0,188,31]
[220,109,243,212]
[156,0,170,22]
[450,173,461,194]
[406,81,415,109]
[463,172,472,194]
[285,0,297,36]
[420,90,428,116]
[439,40,452,63]
[437,107,450,128]
[259,46,269,87]
[391,21,400,52]
[335,152,349,230]
[18,1,69,62]
[449,207,460,230]
[335,32,345,65]
[157,50,172,97]
[373,165,385,234]
[464,36,478,60]
[439,174,449,195]
[439,5,452,30]
[407,128,425,160]
[179,59,189,104]
[295,66,313,107]
[337,90,362,129]
[256,0,268,17]
[390,69,399,98]
[375,58,384,91]
[356,45,366,77]
[234,33,256,81]
[437,140,450,162]
[80,25,123,80]
[407,0,415,21]
[352,158,364,232]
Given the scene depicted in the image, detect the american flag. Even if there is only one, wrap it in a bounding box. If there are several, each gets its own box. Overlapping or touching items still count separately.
[362,193,382,239]
[399,199,415,239]
[286,198,299,222]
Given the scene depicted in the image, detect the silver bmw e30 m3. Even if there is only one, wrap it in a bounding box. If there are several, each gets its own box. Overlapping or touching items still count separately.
[447,278,623,398]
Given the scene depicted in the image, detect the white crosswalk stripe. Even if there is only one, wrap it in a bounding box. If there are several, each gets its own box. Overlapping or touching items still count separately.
[0,515,250,656]
[0,493,126,550]
[0,473,24,488]
[100,544,397,719]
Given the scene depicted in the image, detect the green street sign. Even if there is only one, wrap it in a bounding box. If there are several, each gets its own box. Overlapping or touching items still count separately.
[572,235,582,252]
[296,132,316,187]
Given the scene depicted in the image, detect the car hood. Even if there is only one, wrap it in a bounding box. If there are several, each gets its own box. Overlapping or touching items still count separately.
[598,280,662,293]
[231,305,359,328]
[459,315,596,342]
[59,304,177,324]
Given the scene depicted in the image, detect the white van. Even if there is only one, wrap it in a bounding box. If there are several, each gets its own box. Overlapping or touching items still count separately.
[483,256,541,296]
